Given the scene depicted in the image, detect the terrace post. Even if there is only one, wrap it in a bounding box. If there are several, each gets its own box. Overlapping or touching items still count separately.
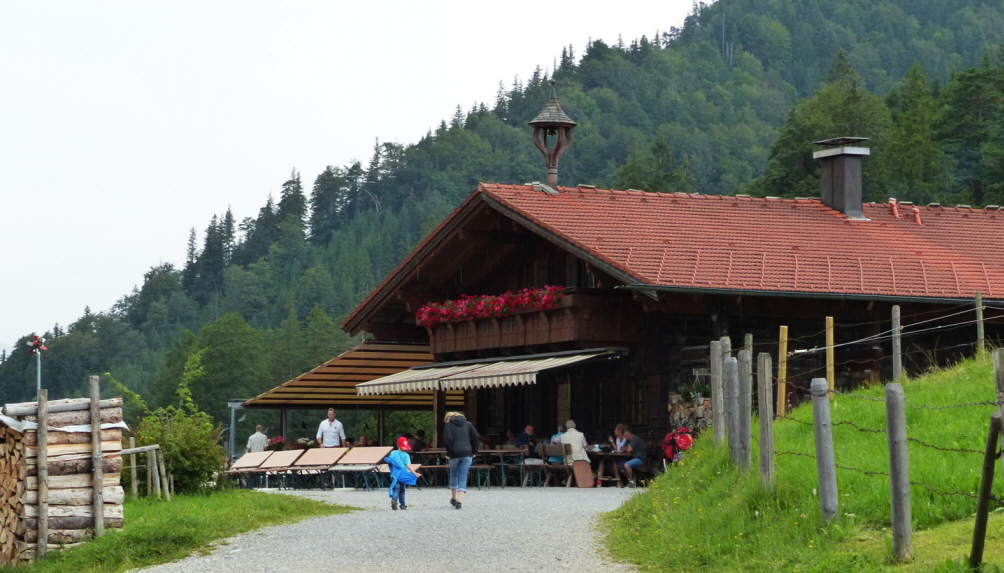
[811,378,838,522]
[885,383,912,561]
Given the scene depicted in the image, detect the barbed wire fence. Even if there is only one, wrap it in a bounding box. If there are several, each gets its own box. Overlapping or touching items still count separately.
[707,297,1004,568]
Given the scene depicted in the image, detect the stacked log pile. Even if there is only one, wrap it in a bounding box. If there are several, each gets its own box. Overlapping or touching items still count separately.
[0,397,125,562]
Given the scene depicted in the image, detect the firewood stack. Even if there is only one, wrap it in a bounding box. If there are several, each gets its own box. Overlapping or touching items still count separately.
[0,397,125,562]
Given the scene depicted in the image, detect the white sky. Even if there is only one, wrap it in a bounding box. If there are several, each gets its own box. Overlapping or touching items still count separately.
[0,1,693,355]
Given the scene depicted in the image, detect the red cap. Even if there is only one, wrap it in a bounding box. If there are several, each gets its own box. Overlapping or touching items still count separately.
[396,436,412,451]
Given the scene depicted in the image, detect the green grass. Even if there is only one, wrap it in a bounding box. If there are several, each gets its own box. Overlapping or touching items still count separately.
[602,356,1004,572]
[0,489,352,573]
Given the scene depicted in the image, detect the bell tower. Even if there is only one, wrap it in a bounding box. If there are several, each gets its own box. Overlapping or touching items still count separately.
[529,82,577,188]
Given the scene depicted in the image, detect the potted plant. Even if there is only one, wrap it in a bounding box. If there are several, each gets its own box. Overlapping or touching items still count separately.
[267,436,285,451]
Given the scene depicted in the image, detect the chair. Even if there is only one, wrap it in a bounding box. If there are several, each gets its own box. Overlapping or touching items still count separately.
[540,444,574,487]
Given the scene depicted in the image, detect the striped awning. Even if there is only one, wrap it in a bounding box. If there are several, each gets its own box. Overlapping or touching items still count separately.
[356,350,615,395]
[243,342,464,409]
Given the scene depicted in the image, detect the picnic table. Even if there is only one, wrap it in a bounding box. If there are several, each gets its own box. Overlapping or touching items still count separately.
[587,450,630,487]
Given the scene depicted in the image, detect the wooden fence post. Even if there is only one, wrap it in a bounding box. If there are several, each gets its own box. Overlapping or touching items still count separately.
[158,450,171,501]
[146,449,152,496]
[150,451,161,498]
[720,336,732,440]
[825,317,835,399]
[737,349,753,472]
[885,383,912,561]
[777,326,788,417]
[976,293,985,356]
[993,349,1004,481]
[970,411,1001,570]
[724,357,739,465]
[90,375,104,536]
[811,378,838,522]
[37,389,48,559]
[892,305,903,381]
[710,341,725,447]
[757,353,774,490]
[129,437,138,500]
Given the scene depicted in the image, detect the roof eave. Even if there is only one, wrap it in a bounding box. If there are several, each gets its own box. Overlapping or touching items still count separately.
[617,284,1003,304]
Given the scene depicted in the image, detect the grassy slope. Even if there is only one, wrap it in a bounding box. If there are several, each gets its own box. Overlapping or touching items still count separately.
[0,489,351,573]
[603,356,1003,572]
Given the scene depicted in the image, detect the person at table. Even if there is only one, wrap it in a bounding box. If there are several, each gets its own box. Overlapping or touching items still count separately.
[316,408,346,448]
[409,429,427,451]
[559,420,590,463]
[443,411,480,510]
[515,424,540,459]
[618,427,647,487]
[385,436,421,510]
[608,423,628,452]
[246,425,268,453]
[548,425,565,463]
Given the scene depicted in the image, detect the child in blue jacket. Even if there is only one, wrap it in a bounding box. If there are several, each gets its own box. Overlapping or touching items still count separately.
[385,436,420,510]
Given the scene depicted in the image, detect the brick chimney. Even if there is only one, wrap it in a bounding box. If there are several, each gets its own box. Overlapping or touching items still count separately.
[812,137,870,219]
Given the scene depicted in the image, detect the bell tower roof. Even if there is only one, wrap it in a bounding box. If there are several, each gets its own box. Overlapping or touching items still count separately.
[529,85,577,127]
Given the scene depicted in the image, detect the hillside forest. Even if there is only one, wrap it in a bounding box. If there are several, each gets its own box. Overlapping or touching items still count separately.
[2,0,1004,443]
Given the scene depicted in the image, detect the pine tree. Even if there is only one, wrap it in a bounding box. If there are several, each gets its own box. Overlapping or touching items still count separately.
[277,170,307,230]
[182,227,199,294]
[885,62,950,203]
[220,208,236,266]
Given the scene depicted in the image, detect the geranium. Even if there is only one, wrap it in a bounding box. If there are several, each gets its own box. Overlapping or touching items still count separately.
[267,436,286,451]
[416,285,565,328]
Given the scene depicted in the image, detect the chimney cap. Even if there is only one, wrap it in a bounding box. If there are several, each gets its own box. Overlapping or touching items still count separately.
[813,136,870,147]
[529,83,577,127]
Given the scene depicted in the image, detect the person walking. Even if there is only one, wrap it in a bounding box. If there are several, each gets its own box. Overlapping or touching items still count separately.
[246,425,268,453]
[385,436,420,510]
[443,411,480,510]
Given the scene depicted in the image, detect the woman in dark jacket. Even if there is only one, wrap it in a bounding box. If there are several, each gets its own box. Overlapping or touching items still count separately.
[443,411,480,509]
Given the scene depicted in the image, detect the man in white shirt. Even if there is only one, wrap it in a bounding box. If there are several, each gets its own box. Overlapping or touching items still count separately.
[246,425,268,453]
[317,408,346,447]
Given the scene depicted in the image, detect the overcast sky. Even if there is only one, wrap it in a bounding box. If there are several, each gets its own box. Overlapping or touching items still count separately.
[0,1,693,355]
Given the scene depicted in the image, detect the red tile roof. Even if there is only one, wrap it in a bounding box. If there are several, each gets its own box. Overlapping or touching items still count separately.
[344,183,1004,331]
[483,184,1004,300]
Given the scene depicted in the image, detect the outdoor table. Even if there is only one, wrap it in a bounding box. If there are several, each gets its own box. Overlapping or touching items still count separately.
[476,449,527,487]
[293,447,348,489]
[587,450,630,488]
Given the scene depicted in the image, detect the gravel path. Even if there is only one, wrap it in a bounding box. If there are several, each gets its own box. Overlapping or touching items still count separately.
[137,486,639,573]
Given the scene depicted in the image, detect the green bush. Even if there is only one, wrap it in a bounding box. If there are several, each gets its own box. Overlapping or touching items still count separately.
[134,406,225,493]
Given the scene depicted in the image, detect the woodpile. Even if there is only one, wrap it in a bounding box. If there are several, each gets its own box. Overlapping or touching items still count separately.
[0,396,125,562]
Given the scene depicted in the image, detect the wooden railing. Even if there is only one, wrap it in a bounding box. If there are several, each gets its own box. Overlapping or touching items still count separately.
[428,293,639,354]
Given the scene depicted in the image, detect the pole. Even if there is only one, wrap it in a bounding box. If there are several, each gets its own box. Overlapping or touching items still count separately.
[37,389,48,559]
[724,357,739,465]
[892,305,903,381]
[757,353,774,490]
[150,451,161,498]
[970,411,1001,570]
[993,349,1004,481]
[811,378,838,522]
[777,326,788,417]
[129,437,138,501]
[146,447,153,495]
[158,450,171,502]
[976,292,985,356]
[90,376,104,536]
[885,383,912,561]
[720,336,732,439]
[825,317,834,399]
[229,405,236,462]
[36,351,41,395]
[710,341,725,447]
[737,349,753,472]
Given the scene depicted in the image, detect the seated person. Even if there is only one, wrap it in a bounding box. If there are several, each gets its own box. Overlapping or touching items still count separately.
[409,429,427,451]
[514,424,539,459]
[548,425,564,463]
[616,427,647,487]
[558,420,590,464]
[356,435,369,447]
[608,423,628,452]
[503,429,516,446]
